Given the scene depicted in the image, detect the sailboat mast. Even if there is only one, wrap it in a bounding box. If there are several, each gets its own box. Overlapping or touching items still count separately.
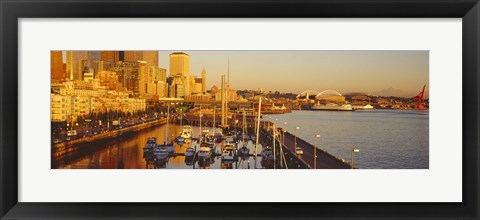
[165,103,170,144]
[199,106,202,142]
[242,109,246,143]
[213,106,216,132]
[255,98,262,167]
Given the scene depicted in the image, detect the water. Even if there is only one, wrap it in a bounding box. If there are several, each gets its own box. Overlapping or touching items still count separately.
[55,124,263,169]
[55,110,428,169]
[270,110,429,169]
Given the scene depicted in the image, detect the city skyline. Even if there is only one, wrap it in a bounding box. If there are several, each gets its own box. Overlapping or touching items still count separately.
[62,50,429,98]
[52,50,429,170]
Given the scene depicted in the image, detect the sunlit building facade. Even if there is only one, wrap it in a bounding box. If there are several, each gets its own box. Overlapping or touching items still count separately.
[51,51,65,83]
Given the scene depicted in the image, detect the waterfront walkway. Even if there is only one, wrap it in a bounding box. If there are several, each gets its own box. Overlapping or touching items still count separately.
[282,131,351,169]
[264,128,351,169]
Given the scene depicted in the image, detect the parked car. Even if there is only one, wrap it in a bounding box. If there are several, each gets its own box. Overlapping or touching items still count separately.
[52,138,62,144]
[295,147,304,155]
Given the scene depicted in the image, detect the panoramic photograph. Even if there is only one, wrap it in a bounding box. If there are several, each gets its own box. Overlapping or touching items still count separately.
[51,50,429,169]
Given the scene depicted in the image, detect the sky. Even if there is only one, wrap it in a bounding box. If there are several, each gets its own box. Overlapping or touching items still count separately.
[63,50,429,98]
[158,51,429,98]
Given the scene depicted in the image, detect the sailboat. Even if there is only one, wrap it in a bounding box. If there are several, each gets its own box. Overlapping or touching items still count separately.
[158,103,176,156]
[238,109,250,159]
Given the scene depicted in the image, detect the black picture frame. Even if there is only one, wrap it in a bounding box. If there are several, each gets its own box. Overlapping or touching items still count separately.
[1,0,479,219]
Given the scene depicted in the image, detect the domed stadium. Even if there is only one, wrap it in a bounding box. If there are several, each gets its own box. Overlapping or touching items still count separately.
[315,90,346,103]
[296,90,319,100]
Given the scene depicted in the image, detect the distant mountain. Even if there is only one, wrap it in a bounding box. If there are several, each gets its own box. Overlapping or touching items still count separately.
[372,87,407,97]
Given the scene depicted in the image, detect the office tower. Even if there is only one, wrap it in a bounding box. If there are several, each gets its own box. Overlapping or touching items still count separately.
[66,51,89,81]
[123,51,159,67]
[109,61,140,94]
[142,51,159,67]
[51,51,65,82]
[169,52,190,77]
[101,51,120,62]
[169,52,190,95]
[157,67,167,83]
[138,61,148,95]
[88,51,101,60]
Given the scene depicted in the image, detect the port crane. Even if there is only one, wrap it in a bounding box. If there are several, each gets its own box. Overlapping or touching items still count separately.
[412,84,426,110]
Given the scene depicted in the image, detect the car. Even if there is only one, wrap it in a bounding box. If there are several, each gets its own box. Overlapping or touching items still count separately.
[84,130,92,137]
[52,138,62,144]
[295,147,304,155]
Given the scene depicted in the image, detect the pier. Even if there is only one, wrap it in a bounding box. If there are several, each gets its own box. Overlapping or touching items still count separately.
[260,125,352,169]
[52,115,352,169]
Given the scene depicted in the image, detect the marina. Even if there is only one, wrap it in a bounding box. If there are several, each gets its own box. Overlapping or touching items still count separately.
[50,50,429,169]
[52,109,428,169]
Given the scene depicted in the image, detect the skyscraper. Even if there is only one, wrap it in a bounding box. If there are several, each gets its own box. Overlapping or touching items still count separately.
[123,51,159,67]
[66,51,89,81]
[142,51,159,67]
[51,51,65,82]
[138,61,148,95]
[88,51,101,60]
[169,52,190,77]
[101,51,120,63]
[169,52,190,95]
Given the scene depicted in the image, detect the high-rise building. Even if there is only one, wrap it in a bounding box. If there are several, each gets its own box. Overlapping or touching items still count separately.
[142,51,159,67]
[169,52,190,95]
[169,52,190,77]
[88,51,101,60]
[66,51,89,81]
[138,61,148,95]
[157,67,167,83]
[101,51,120,63]
[51,51,65,82]
[123,51,159,67]
[123,51,143,63]
[109,61,140,94]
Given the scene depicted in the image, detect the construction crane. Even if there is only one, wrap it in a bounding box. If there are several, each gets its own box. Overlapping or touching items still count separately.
[412,84,426,110]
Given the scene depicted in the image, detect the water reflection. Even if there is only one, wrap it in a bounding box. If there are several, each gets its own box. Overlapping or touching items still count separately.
[56,124,264,169]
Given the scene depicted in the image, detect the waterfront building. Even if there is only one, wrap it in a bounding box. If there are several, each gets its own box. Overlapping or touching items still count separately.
[51,92,146,123]
[184,93,212,102]
[210,85,238,102]
[51,51,65,83]
[51,93,72,122]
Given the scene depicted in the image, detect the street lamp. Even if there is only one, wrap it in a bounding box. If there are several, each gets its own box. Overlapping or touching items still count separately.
[351,148,360,169]
[268,116,272,131]
[295,126,300,155]
[283,121,287,152]
[314,134,320,169]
